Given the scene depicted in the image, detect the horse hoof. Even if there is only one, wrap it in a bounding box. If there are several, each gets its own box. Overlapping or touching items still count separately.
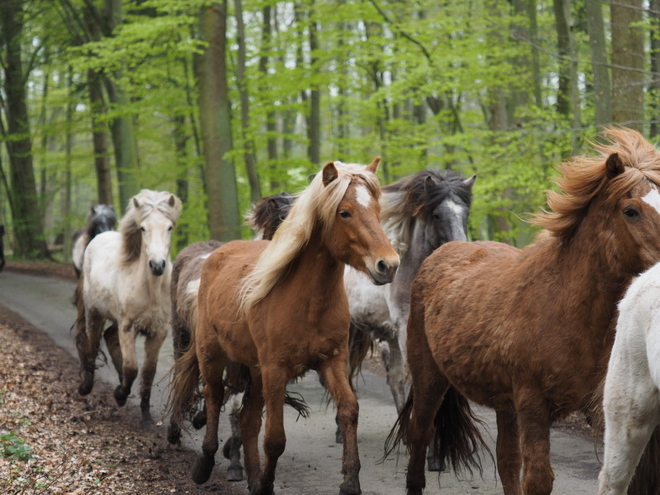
[226,466,244,482]
[427,456,445,472]
[250,481,274,495]
[142,417,156,430]
[114,385,128,406]
[191,454,215,484]
[192,410,207,429]
[167,423,181,445]
[339,485,361,495]
[78,379,93,396]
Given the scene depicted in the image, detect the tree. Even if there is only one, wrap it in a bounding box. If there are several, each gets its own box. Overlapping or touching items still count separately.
[0,0,49,258]
[197,2,241,241]
[586,0,612,127]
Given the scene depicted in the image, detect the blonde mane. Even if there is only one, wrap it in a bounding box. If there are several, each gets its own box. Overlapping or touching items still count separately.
[240,161,381,314]
[120,189,182,264]
[531,127,660,238]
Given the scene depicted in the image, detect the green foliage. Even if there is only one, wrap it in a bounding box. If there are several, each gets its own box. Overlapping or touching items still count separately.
[1,432,32,462]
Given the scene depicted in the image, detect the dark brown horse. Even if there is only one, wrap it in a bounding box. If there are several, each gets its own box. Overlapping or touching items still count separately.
[388,128,660,495]
[170,159,399,494]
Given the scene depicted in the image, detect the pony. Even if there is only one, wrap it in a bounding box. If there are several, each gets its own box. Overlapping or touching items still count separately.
[167,192,297,483]
[386,128,660,495]
[74,190,181,427]
[170,158,399,494]
[597,260,660,495]
[341,169,475,453]
[71,204,117,278]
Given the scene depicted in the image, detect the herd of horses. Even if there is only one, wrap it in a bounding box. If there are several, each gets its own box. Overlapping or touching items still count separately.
[67,128,660,495]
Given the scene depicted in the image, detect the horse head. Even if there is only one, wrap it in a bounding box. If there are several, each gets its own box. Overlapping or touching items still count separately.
[122,190,182,277]
[322,158,400,285]
[89,204,117,237]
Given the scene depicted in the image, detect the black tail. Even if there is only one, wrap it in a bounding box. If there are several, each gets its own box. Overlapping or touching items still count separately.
[384,385,492,477]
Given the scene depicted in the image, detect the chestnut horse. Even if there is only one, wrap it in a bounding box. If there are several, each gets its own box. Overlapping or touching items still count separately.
[387,128,660,495]
[170,159,399,494]
[166,192,297,484]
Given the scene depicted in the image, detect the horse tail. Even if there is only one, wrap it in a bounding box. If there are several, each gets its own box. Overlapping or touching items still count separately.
[347,321,375,387]
[167,326,201,426]
[432,386,492,477]
[72,275,92,374]
[383,386,414,459]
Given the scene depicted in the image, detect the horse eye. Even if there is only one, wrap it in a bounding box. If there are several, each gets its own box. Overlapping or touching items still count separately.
[432,213,441,221]
[623,208,640,219]
[339,211,351,219]
[168,225,173,232]
[140,226,146,232]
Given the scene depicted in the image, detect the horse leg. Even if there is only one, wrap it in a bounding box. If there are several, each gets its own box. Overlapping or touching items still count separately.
[496,408,522,495]
[139,328,167,428]
[241,371,265,491]
[252,367,288,495]
[386,336,407,414]
[515,391,554,495]
[320,356,361,495]
[103,323,123,382]
[191,343,228,484]
[77,312,104,396]
[115,323,138,407]
[223,392,244,482]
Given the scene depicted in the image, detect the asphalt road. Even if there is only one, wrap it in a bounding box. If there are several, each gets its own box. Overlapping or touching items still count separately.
[0,270,602,494]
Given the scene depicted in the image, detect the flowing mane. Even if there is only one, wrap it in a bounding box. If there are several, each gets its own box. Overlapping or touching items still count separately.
[380,169,473,257]
[85,204,116,238]
[531,127,660,239]
[120,189,183,264]
[240,161,381,314]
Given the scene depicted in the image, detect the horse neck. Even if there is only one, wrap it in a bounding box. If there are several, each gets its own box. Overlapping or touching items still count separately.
[396,220,434,286]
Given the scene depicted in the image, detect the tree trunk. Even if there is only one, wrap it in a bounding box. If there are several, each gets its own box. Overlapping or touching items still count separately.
[260,4,279,192]
[0,0,49,258]
[173,115,189,250]
[308,0,321,166]
[650,0,660,137]
[62,70,74,264]
[526,0,543,107]
[104,0,140,211]
[235,0,261,204]
[586,0,612,127]
[196,2,241,241]
[88,70,113,205]
[611,0,644,132]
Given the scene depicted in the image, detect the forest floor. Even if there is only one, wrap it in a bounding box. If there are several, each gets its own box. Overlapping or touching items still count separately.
[0,260,598,495]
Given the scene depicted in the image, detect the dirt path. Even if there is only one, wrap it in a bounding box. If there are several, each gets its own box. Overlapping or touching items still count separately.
[0,268,603,494]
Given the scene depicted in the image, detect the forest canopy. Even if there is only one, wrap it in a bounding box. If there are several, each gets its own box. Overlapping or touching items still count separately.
[0,0,653,258]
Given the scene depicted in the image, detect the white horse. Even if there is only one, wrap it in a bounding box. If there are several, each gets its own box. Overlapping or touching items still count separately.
[74,189,182,427]
[598,260,660,495]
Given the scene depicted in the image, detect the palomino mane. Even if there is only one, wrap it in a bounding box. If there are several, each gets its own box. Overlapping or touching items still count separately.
[120,189,182,264]
[240,161,381,314]
[531,127,660,239]
[380,169,473,257]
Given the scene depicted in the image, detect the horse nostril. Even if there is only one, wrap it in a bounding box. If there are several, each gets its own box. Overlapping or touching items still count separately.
[377,260,388,275]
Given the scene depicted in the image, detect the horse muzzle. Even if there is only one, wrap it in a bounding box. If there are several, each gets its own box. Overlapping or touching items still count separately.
[149,259,167,276]
[367,257,399,285]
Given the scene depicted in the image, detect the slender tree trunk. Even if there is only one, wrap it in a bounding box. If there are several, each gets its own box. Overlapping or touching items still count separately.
[260,4,279,192]
[234,0,261,204]
[104,0,139,211]
[173,115,189,250]
[586,0,612,127]
[553,0,581,152]
[308,0,321,166]
[62,71,74,264]
[526,0,543,107]
[88,70,113,205]
[650,0,660,137]
[611,0,644,132]
[0,0,49,258]
[197,2,241,241]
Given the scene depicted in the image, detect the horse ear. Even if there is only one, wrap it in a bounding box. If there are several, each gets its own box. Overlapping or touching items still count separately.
[424,175,439,191]
[366,156,381,174]
[606,153,625,179]
[463,174,477,188]
[133,197,140,209]
[168,194,176,207]
[322,161,339,186]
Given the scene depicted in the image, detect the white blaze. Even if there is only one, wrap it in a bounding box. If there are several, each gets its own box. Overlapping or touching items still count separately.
[356,185,372,208]
[642,187,660,215]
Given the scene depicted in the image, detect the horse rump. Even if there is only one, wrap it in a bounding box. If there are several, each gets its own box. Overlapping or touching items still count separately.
[384,385,491,477]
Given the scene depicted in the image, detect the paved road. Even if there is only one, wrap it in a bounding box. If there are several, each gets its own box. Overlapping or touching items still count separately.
[0,270,602,494]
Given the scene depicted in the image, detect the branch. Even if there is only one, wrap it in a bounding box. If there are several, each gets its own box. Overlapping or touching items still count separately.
[366,0,434,65]
[23,38,47,82]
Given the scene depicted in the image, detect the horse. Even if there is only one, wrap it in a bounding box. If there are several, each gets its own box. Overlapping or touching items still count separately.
[167,192,297,483]
[597,260,660,495]
[341,169,475,456]
[386,128,660,495]
[74,189,182,427]
[170,158,399,494]
[72,204,117,278]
